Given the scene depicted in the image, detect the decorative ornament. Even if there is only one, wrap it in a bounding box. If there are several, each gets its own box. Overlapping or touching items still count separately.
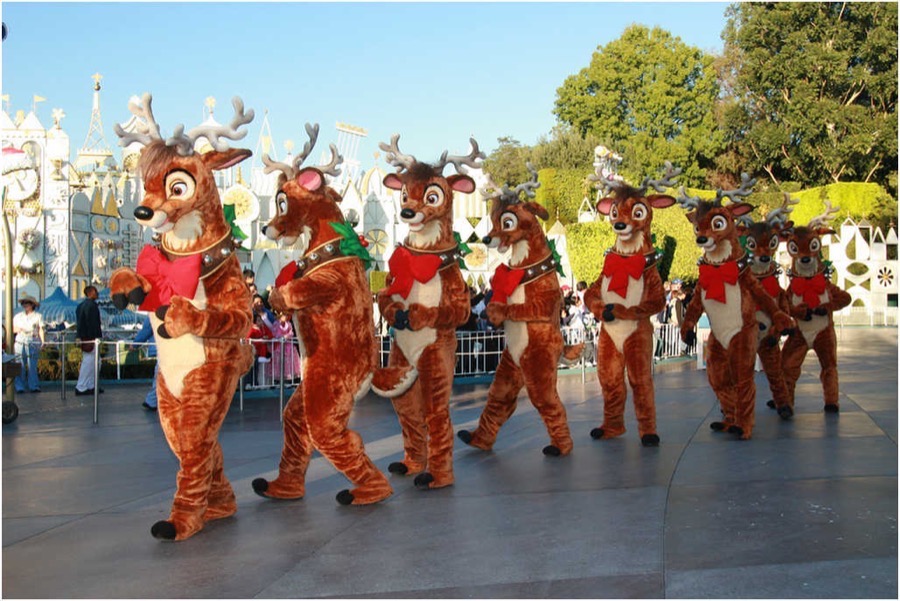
[877,266,894,287]
[330,221,373,268]
[16,228,41,251]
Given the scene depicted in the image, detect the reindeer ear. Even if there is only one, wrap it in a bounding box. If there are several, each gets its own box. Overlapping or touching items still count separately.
[202,148,252,171]
[596,197,615,215]
[524,202,550,221]
[729,203,754,217]
[736,222,748,235]
[647,194,676,209]
[447,174,476,194]
[778,227,794,241]
[685,210,699,225]
[296,167,325,191]
[383,173,403,190]
[816,227,837,236]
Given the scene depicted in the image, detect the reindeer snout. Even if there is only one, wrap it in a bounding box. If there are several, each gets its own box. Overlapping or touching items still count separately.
[261,225,268,235]
[134,206,154,221]
[696,236,708,245]
[614,222,627,231]
[801,257,812,264]
[759,255,771,263]
[482,235,492,244]
[400,208,416,220]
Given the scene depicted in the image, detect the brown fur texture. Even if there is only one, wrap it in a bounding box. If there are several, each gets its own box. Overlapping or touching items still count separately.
[109,142,254,540]
[781,225,852,411]
[584,190,675,444]
[253,166,392,505]
[373,160,472,489]
[680,201,793,439]
[460,199,573,456]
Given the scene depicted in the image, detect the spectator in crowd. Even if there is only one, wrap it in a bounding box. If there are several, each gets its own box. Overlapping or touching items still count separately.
[132,314,158,411]
[248,312,273,387]
[270,312,301,383]
[243,269,256,288]
[576,280,588,303]
[75,285,103,396]
[252,293,276,330]
[13,295,44,393]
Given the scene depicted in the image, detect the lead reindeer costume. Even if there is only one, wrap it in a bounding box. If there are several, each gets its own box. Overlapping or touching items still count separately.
[371,135,482,489]
[250,124,392,505]
[583,163,680,447]
[676,176,794,439]
[110,95,255,540]
[457,165,580,457]
[736,193,798,419]
[780,201,851,413]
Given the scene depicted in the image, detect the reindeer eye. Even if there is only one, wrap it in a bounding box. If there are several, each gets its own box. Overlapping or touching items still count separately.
[632,203,647,220]
[276,192,288,215]
[788,241,799,255]
[693,224,700,235]
[400,185,409,204]
[711,216,728,231]
[809,238,821,252]
[501,212,518,231]
[610,206,618,219]
[769,236,779,250]
[165,170,195,200]
[746,238,757,250]
[424,185,444,207]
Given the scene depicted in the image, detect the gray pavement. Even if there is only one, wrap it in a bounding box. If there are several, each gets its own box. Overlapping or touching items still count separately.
[2,327,897,599]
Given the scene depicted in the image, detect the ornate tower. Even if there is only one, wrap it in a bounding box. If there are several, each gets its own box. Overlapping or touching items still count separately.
[74,73,116,172]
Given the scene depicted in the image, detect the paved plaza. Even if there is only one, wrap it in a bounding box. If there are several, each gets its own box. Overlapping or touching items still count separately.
[2,327,897,598]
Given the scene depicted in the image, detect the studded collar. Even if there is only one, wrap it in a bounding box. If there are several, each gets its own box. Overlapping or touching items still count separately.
[156,233,240,280]
[287,237,351,280]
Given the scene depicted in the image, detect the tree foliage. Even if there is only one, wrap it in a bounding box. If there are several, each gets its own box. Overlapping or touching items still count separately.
[722,2,898,193]
[553,24,722,187]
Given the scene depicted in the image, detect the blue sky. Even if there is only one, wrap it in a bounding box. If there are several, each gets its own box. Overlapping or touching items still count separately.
[2,2,729,168]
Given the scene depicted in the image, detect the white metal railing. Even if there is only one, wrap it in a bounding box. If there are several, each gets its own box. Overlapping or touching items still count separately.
[835,305,899,327]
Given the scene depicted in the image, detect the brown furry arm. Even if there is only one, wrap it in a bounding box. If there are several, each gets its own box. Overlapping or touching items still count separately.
[682,285,705,328]
[164,277,252,339]
[408,269,469,330]
[823,282,852,312]
[506,280,560,322]
[583,277,605,319]
[744,272,793,331]
[612,267,666,321]
[376,277,403,324]
[270,268,341,313]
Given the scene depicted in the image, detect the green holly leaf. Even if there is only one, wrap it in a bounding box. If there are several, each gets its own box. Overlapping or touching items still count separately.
[548,238,566,277]
[453,232,471,270]
[223,204,247,240]
[330,222,373,269]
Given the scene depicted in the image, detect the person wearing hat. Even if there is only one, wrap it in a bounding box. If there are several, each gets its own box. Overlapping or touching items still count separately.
[13,295,44,392]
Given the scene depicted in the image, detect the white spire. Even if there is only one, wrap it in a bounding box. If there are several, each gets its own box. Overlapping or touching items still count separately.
[75,73,115,171]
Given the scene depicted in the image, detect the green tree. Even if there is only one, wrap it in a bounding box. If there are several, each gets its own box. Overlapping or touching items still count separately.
[722,2,898,193]
[481,136,533,188]
[531,125,603,172]
[554,24,723,187]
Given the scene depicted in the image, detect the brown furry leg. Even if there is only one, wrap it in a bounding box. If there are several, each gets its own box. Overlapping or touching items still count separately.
[416,334,457,489]
[520,347,572,455]
[706,335,737,430]
[255,388,312,499]
[595,327,627,438]
[468,350,524,450]
[781,333,810,410]
[623,322,657,439]
[205,443,236,520]
[388,345,427,475]
[757,337,790,409]
[730,325,759,439]
[813,327,841,410]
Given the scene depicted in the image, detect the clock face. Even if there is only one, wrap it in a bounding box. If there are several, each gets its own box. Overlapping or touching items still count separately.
[5,167,39,202]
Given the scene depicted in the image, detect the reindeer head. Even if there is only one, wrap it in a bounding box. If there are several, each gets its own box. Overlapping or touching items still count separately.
[676,174,756,265]
[482,164,549,266]
[260,123,344,253]
[784,200,839,277]
[379,135,484,250]
[114,94,254,253]
[737,192,797,276]
[592,162,680,256]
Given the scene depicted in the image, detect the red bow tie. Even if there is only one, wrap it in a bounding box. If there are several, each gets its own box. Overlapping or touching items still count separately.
[135,245,201,311]
[759,274,782,299]
[383,246,443,299]
[790,272,827,308]
[699,261,740,303]
[275,262,299,288]
[602,253,646,298]
[490,264,526,304]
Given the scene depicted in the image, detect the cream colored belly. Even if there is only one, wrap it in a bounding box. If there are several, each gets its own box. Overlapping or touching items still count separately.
[599,273,642,353]
[392,277,440,366]
[793,291,830,343]
[703,283,743,349]
[504,286,528,364]
[152,283,208,398]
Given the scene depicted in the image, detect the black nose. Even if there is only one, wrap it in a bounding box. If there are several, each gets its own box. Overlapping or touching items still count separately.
[614,222,627,231]
[696,236,708,245]
[759,255,771,263]
[400,208,416,220]
[801,257,811,264]
[482,235,492,244]
[261,225,268,235]
[134,206,153,221]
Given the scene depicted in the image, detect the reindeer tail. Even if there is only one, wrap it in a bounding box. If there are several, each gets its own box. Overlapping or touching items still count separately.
[562,343,586,362]
[371,365,418,399]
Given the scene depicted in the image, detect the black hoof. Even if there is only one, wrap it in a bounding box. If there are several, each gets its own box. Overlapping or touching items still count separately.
[777,405,794,420]
[824,404,840,414]
[112,293,129,311]
[590,427,605,439]
[710,421,727,431]
[156,324,172,339]
[766,400,776,409]
[127,286,146,306]
[542,445,561,457]
[335,489,354,505]
[457,430,473,444]
[641,434,660,447]
[151,520,177,540]
[727,425,744,436]
[251,478,269,496]
[387,462,409,475]
[413,472,434,489]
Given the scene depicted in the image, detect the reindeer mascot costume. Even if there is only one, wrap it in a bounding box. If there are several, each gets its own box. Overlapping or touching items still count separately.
[457,164,579,457]
[250,124,392,506]
[737,193,798,419]
[584,163,680,447]
[371,135,483,490]
[676,177,794,440]
[781,201,851,413]
[110,95,254,540]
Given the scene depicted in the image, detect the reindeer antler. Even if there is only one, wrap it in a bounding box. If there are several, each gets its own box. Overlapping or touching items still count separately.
[166,97,254,156]
[765,192,799,227]
[262,123,342,180]
[808,199,840,229]
[640,161,682,194]
[113,93,163,147]
[292,123,320,173]
[675,186,702,212]
[318,144,343,178]
[715,172,757,205]
[434,137,485,174]
[378,134,417,172]
[511,162,541,199]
